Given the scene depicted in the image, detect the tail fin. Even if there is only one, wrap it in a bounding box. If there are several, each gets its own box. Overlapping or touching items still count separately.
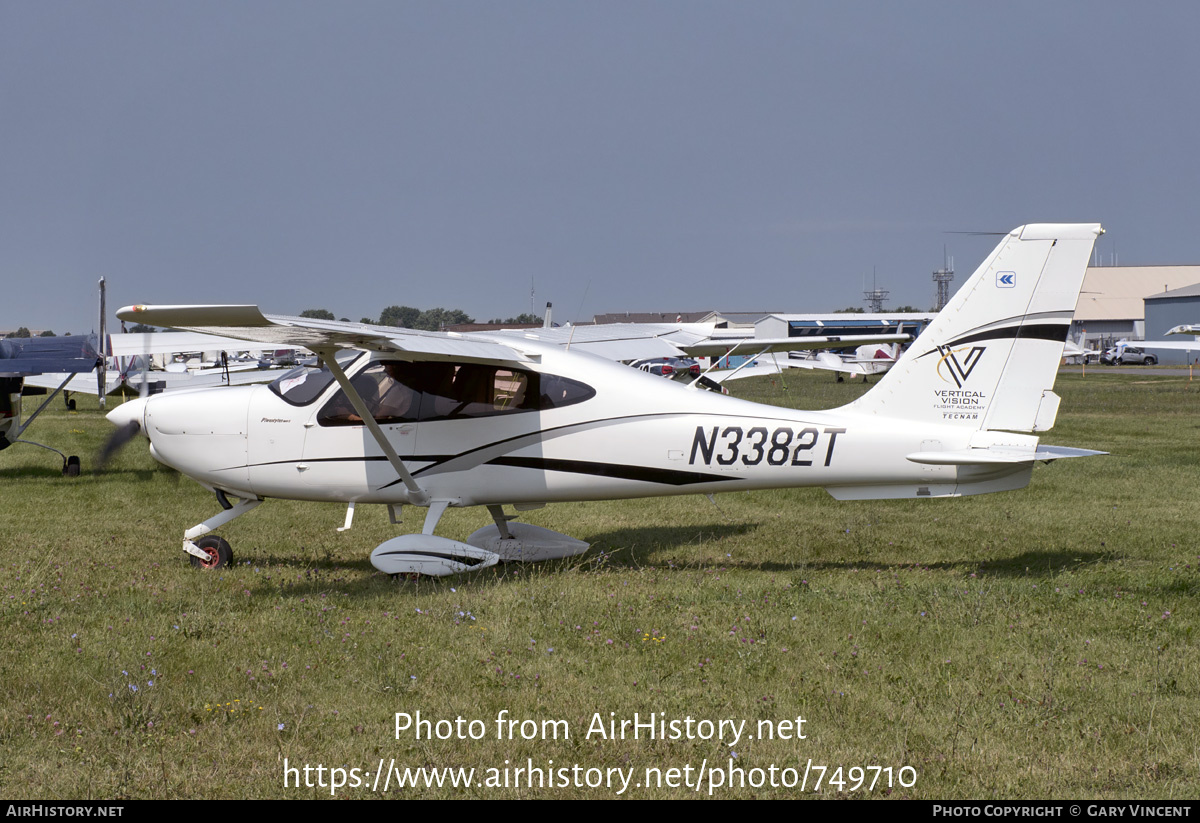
[849,223,1103,432]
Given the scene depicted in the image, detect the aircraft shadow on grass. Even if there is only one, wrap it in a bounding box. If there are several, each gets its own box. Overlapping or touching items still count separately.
[193,540,1118,602]
[789,548,1114,577]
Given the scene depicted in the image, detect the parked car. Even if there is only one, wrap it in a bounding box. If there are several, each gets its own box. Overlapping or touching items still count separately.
[1116,346,1157,365]
[1100,345,1157,366]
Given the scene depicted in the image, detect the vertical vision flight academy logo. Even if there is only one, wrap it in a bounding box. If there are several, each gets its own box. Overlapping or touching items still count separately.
[935,345,986,388]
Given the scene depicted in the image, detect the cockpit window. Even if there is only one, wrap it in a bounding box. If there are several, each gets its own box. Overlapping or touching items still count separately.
[268,351,362,407]
[315,359,594,426]
[318,361,421,426]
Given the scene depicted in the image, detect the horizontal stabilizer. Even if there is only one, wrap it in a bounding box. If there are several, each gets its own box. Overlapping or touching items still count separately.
[907,445,1107,466]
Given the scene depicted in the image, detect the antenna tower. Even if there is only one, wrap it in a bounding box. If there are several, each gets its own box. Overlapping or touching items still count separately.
[863,267,889,313]
[932,246,955,311]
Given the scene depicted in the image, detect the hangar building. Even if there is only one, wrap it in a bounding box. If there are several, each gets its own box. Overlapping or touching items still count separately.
[1144,283,1200,365]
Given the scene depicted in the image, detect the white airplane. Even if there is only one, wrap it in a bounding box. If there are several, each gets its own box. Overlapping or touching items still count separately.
[786,342,900,382]
[1060,334,1100,364]
[1138,325,1200,362]
[107,223,1105,577]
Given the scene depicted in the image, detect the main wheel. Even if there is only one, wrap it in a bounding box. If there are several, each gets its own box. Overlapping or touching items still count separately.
[64,456,81,477]
[190,536,233,569]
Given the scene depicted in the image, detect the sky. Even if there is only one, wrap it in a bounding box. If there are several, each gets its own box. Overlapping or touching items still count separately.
[3,1,1199,334]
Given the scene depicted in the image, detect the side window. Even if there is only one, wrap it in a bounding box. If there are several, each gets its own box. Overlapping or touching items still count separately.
[418,363,538,420]
[537,373,595,409]
[317,362,420,427]
[314,359,594,425]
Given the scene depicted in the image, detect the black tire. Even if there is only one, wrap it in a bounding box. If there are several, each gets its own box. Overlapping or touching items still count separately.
[190,536,233,569]
[66,398,76,411]
[64,456,81,477]
[1146,356,1157,366]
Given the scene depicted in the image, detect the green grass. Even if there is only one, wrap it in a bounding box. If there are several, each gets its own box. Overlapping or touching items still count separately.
[0,370,1197,798]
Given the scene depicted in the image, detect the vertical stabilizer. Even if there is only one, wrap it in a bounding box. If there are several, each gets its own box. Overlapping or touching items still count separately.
[848,224,1103,432]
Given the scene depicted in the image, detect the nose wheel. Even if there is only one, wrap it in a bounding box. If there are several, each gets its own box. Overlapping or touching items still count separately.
[188,536,233,569]
[182,495,261,569]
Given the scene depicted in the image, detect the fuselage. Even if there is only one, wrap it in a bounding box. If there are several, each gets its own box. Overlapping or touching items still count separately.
[116,340,1037,509]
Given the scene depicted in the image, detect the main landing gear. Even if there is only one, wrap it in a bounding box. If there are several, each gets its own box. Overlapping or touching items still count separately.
[367,503,591,578]
[0,435,80,476]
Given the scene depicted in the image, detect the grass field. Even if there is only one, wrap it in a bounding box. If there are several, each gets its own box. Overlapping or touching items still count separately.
[1,368,1197,799]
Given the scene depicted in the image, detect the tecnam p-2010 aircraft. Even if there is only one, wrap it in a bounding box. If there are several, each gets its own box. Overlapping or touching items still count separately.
[109,223,1104,577]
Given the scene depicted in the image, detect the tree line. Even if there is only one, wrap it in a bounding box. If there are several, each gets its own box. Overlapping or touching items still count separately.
[299,307,539,330]
[4,327,59,338]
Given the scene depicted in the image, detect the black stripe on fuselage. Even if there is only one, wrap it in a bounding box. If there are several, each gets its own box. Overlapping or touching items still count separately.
[487,456,736,486]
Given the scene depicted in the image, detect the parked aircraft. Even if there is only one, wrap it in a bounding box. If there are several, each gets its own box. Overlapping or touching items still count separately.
[4,277,299,475]
[0,278,112,474]
[1137,325,1200,363]
[1061,335,1100,364]
[787,342,900,382]
[26,331,297,399]
[107,223,1105,577]
[0,333,103,475]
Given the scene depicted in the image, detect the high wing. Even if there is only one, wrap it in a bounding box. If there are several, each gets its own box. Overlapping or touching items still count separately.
[118,305,536,366]
[0,336,102,378]
[117,306,908,364]
[1113,327,1200,355]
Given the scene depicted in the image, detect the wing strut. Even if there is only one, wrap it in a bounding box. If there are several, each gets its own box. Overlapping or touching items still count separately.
[316,347,430,507]
[690,341,776,387]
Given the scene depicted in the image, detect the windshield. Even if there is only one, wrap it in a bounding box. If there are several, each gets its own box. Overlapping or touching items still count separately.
[268,351,363,407]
